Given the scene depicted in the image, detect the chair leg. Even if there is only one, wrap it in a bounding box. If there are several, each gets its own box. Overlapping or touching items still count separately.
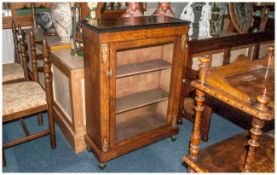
[200,105,213,141]
[3,148,6,167]
[38,112,43,126]
[48,106,56,149]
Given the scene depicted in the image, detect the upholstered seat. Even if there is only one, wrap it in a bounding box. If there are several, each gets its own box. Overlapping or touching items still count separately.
[3,81,47,116]
[2,63,25,83]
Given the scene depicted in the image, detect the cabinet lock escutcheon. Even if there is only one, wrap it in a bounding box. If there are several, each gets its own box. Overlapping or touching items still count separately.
[106,70,113,77]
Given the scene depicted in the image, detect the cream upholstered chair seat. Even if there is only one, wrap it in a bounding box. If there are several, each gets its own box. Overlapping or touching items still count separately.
[3,81,47,116]
[2,63,25,83]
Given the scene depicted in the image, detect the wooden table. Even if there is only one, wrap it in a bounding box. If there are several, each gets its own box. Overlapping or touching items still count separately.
[50,49,86,153]
[183,52,274,172]
[178,30,275,140]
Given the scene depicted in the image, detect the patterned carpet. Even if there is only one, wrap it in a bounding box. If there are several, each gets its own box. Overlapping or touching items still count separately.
[3,113,244,172]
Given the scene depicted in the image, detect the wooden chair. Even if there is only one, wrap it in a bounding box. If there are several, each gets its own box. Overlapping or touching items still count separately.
[28,30,45,81]
[2,35,56,167]
[29,30,48,126]
[2,21,29,84]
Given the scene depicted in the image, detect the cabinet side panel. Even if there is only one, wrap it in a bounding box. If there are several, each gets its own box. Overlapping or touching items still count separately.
[52,64,72,122]
[167,33,187,125]
[83,28,102,147]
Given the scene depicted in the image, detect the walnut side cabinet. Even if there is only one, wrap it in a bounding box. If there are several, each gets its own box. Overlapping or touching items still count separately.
[81,16,189,166]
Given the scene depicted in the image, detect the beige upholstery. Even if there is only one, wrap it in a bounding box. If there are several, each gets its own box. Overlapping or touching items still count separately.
[2,63,25,83]
[3,81,47,116]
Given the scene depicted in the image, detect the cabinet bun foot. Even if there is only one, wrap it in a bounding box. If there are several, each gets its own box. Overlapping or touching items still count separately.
[177,119,183,125]
[171,135,177,142]
[98,163,106,170]
[87,146,92,152]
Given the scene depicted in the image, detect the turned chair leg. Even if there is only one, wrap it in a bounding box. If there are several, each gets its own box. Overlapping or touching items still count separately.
[42,37,56,150]
[2,148,6,167]
[38,112,43,126]
[48,107,56,149]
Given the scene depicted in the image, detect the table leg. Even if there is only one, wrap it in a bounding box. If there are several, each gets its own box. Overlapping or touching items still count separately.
[241,118,264,172]
[187,57,209,172]
[188,89,205,172]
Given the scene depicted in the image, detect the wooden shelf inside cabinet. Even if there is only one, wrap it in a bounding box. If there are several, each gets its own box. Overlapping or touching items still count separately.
[183,131,274,172]
[116,88,168,113]
[116,108,167,142]
[116,59,171,78]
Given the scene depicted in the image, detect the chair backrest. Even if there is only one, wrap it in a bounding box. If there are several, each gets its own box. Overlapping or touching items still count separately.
[29,30,53,98]
[29,30,39,82]
[41,36,54,104]
[17,25,30,80]
[11,20,20,63]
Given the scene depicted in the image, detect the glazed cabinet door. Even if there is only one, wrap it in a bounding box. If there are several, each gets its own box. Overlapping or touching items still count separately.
[108,36,183,148]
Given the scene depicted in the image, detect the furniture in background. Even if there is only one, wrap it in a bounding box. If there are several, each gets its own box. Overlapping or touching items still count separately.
[2,22,29,84]
[228,3,254,34]
[2,34,56,166]
[183,51,274,172]
[81,16,189,169]
[25,29,71,87]
[252,3,275,32]
[79,2,146,20]
[2,3,52,29]
[178,30,274,140]
[50,49,86,153]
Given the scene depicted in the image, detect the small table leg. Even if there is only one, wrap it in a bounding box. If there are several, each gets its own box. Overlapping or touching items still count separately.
[188,89,205,172]
[241,118,264,172]
[187,57,209,172]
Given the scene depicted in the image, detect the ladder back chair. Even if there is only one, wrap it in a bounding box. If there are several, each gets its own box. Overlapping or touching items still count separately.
[2,21,29,84]
[29,30,47,126]
[2,35,56,166]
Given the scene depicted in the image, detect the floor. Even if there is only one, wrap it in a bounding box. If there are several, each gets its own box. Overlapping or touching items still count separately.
[3,113,244,172]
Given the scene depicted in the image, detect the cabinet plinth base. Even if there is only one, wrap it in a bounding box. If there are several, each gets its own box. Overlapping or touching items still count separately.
[86,126,179,163]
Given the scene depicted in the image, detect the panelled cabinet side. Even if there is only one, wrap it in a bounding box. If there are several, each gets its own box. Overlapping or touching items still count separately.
[168,34,188,126]
[82,27,103,148]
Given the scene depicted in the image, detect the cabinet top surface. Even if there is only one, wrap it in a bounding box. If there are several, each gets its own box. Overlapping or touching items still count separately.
[51,49,84,70]
[80,16,189,33]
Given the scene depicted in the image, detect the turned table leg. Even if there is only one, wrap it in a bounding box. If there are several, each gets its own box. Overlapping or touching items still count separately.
[188,89,205,172]
[188,57,209,172]
[242,88,270,172]
[241,118,264,172]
